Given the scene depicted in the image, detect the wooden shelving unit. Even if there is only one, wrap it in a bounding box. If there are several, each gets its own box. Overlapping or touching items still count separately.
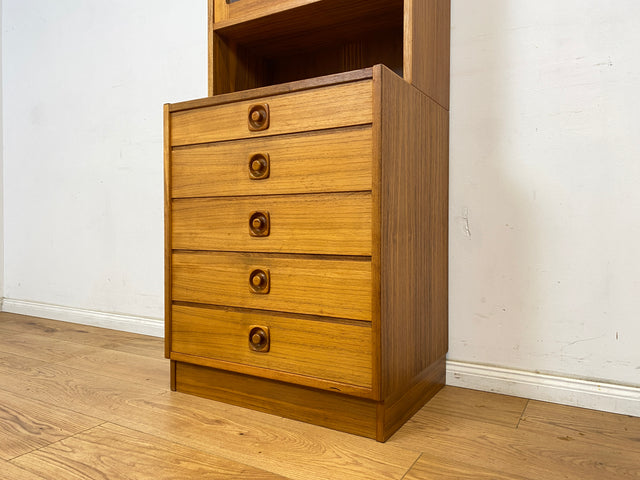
[164,0,450,441]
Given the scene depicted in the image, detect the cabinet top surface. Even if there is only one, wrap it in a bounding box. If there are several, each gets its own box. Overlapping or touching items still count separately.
[168,67,376,112]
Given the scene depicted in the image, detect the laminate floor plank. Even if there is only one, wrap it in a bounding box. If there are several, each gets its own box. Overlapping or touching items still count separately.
[0,351,167,425]
[0,459,48,480]
[0,331,98,363]
[0,388,102,460]
[0,312,158,351]
[11,422,290,480]
[419,385,529,428]
[101,334,164,359]
[390,408,640,480]
[2,314,638,480]
[108,390,420,480]
[519,400,640,453]
[60,348,169,389]
[403,452,534,480]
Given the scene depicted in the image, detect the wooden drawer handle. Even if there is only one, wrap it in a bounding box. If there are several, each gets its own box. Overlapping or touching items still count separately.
[248,104,269,131]
[249,211,270,237]
[248,153,270,179]
[249,326,270,352]
[249,269,270,294]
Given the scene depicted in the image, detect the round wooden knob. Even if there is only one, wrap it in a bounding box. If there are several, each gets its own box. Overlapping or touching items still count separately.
[251,110,263,122]
[251,332,264,345]
[249,211,269,237]
[251,271,265,287]
[249,269,269,293]
[248,153,270,180]
[248,326,269,352]
[252,216,264,229]
[248,104,269,131]
[251,159,264,172]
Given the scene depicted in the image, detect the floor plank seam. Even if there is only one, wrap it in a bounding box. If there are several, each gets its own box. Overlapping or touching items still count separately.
[106,417,291,479]
[6,421,110,464]
[399,452,422,480]
[516,399,530,429]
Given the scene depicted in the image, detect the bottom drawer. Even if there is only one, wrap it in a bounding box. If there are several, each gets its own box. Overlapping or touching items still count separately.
[171,304,372,388]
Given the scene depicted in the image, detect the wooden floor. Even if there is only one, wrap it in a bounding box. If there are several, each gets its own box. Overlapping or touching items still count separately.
[0,312,638,479]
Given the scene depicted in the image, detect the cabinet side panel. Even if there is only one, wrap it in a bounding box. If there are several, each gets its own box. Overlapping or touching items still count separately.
[164,105,173,358]
[208,0,215,96]
[379,67,448,399]
[405,0,450,109]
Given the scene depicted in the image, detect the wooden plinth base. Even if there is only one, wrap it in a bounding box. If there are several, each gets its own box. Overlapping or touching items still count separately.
[171,356,445,442]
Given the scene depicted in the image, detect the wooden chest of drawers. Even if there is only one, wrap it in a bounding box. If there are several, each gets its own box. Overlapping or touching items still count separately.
[164,65,448,441]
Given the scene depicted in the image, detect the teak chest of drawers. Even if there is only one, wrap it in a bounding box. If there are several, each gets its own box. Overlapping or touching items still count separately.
[165,0,449,442]
[165,65,448,441]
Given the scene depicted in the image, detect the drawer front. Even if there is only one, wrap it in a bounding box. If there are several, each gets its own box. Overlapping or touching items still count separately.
[172,252,371,321]
[171,127,372,198]
[171,304,372,388]
[170,80,372,146]
[172,192,371,256]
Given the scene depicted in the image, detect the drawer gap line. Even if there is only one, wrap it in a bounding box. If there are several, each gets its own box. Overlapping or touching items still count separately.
[171,250,372,262]
[170,123,373,150]
[170,189,372,201]
[171,301,372,327]
[170,123,373,151]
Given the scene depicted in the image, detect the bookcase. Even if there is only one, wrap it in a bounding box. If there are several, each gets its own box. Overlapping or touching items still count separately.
[164,0,450,441]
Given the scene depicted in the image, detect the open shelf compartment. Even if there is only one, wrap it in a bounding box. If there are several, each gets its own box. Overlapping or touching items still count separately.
[208,0,450,109]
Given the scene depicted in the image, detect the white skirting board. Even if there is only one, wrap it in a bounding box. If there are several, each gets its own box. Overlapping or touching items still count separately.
[1,298,164,338]
[447,360,640,417]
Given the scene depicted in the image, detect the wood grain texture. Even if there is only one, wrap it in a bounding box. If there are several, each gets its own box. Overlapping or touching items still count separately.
[12,422,287,480]
[171,80,372,146]
[175,361,379,439]
[164,103,173,359]
[111,389,420,480]
[171,127,372,198]
[60,348,168,389]
[379,356,445,441]
[404,0,451,109]
[1,315,638,480]
[377,64,449,399]
[404,452,533,480]
[172,252,371,321]
[213,0,401,55]
[519,400,640,453]
[172,192,372,256]
[0,460,47,480]
[0,351,166,425]
[191,67,374,111]
[390,401,640,480]
[167,65,449,440]
[0,389,101,460]
[269,31,403,86]
[214,0,320,24]
[171,304,372,388]
[208,0,450,102]
[208,0,216,96]
[423,385,529,428]
[0,312,159,353]
[0,332,96,363]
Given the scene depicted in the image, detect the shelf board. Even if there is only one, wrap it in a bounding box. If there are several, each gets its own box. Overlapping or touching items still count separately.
[214,0,403,58]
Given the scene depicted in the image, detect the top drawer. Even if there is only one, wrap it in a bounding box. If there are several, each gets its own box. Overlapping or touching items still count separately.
[169,80,372,146]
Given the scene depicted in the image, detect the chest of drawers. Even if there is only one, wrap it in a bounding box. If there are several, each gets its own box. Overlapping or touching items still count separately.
[165,65,448,441]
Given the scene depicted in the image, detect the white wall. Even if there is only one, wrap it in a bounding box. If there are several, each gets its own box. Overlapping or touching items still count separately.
[2,0,206,333]
[0,0,3,308]
[1,1,638,412]
[448,0,640,407]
